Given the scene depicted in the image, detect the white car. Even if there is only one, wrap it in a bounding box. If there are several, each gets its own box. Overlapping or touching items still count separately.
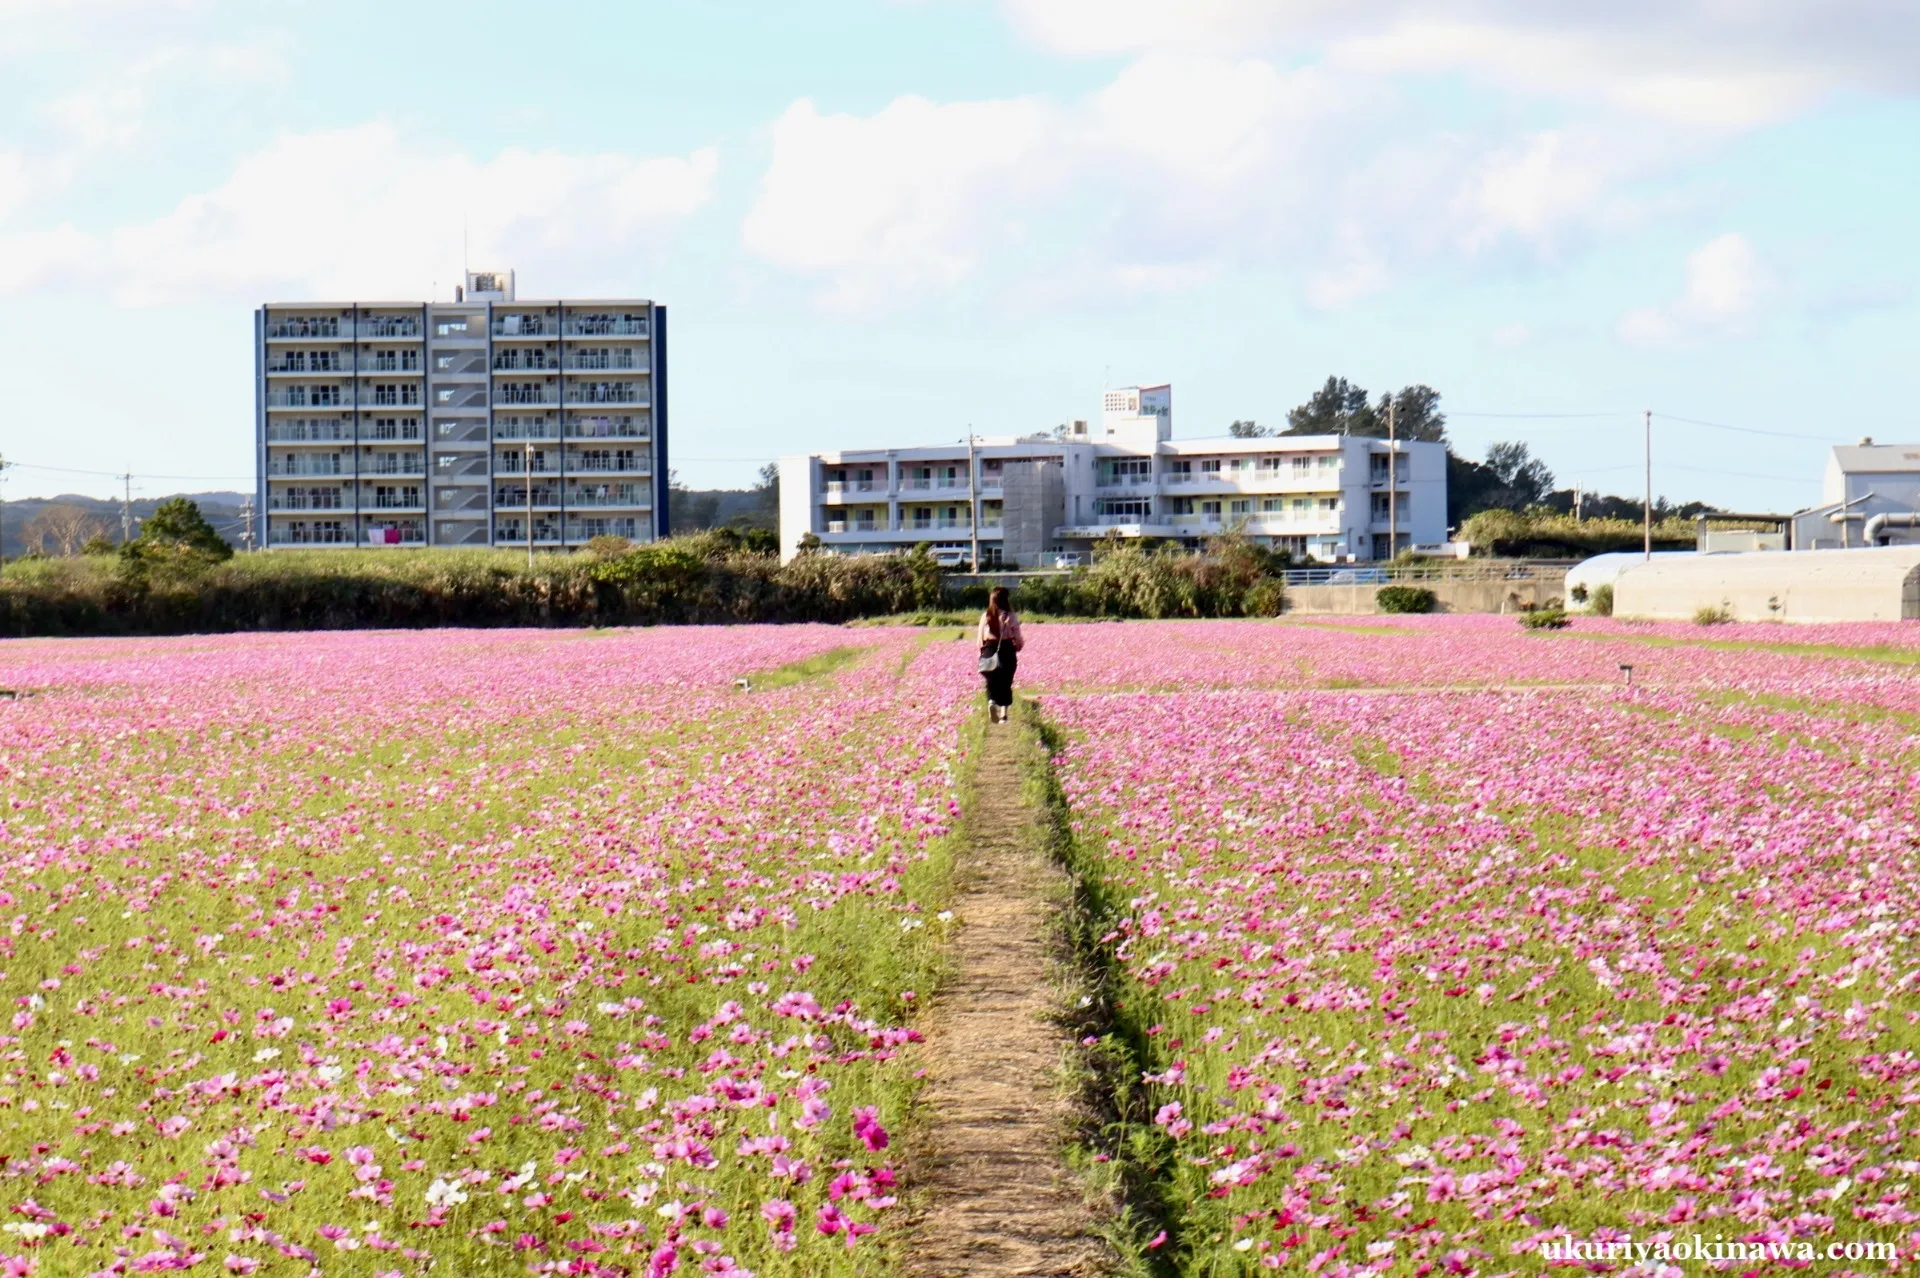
[1052,553,1084,569]
[932,548,972,569]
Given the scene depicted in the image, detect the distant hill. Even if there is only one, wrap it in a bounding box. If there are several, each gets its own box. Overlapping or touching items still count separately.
[2,491,249,559]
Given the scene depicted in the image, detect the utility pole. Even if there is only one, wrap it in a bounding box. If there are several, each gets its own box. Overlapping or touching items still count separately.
[966,428,980,573]
[1386,398,1397,562]
[238,495,256,553]
[121,472,134,545]
[524,440,536,570]
[0,453,9,570]
[1642,409,1652,560]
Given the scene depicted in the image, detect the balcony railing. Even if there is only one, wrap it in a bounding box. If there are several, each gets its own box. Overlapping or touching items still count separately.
[824,481,881,496]
[268,526,353,545]
[266,423,351,443]
[265,389,348,408]
[366,494,423,510]
[265,320,341,339]
[268,495,346,511]
[563,318,648,337]
[358,320,420,338]
[565,518,642,540]
[569,383,644,405]
[491,317,553,337]
[565,419,647,439]
[267,460,345,476]
[566,486,646,507]
[496,389,558,406]
[563,354,642,371]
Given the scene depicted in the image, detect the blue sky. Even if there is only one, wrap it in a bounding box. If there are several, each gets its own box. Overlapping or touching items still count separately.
[2,0,1916,514]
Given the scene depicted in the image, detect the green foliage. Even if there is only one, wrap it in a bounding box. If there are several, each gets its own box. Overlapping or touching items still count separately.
[973,537,1285,620]
[0,541,946,637]
[1375,585,1438,614]
[1694,603,1733,625]
[117,497,231,582]
[1463,509,1699,557]
[1519,607,1570,630]
[1589,583,1615,616]
[81,533,117,556]
[1283,377,1447,443]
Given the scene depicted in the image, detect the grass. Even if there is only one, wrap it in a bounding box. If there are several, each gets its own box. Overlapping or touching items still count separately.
[740,643,870,689]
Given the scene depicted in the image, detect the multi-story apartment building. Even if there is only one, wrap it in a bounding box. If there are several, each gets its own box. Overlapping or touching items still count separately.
[255,271,668,550]
[779,385,1447,565]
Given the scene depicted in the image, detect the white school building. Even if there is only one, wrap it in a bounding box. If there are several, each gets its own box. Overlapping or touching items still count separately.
[778,385,1447,566]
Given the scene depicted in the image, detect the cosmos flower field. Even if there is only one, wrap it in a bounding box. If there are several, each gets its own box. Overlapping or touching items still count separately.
[2,617,1918,1276]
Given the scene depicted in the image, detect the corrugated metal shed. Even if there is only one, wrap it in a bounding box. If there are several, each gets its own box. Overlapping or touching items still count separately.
[1613,546,1920,622]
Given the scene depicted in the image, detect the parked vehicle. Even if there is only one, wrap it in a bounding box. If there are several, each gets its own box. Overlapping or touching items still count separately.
[1052,553,1084,569]
[932,548,972,569]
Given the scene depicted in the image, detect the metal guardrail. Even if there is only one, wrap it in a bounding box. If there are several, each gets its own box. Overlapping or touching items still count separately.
[1281,562,1570,586]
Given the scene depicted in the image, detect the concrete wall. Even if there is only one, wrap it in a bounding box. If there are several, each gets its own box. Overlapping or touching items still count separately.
[1285,572,1567,615]
[1614,545,1920,622]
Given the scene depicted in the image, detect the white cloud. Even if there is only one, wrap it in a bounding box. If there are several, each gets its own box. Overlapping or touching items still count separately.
[742,95,1057,312]
[1001,0,1920,128]
[1618,233,1769,347]
[740,53,1672,313]
[0,123,719,305]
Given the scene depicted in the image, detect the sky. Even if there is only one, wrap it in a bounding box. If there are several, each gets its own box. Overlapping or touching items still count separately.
[1,0,1916,515]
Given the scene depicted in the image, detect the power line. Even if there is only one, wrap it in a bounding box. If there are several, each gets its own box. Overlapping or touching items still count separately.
[1653,412,1844,443]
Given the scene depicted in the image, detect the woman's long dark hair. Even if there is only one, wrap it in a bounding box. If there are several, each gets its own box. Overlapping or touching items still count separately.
[986,585,1012,636]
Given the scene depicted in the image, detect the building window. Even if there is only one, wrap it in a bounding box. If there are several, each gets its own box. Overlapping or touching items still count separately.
[1229,499,1250,515]
[1199,459,1221,476]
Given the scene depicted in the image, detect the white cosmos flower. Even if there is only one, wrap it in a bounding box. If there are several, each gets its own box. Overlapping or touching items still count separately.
[425,1178,469,1209]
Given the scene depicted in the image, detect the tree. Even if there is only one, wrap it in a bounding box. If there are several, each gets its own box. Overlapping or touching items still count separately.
[1377,385,1447,443]
[1283,376,1377,436]
[666,469,720,532]
[1282,378,1448,442]
[1483,441,1556,510]
[1228,420,1271,438]
[23,504,109,556]
[119,498,231,580]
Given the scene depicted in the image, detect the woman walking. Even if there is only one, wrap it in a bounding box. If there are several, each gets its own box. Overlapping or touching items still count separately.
[978,585,1024,723]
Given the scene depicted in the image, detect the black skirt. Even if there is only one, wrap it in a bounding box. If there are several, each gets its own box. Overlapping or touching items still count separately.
[981,641,1017,706]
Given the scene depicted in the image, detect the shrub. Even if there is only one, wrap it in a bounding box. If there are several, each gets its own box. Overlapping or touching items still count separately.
[1519,607,1569,630]
[1694,603,1732,625]
[1243,579,1286,618]
[1569,583,1589,603]
[1588,583,1614,616]
[1375,585,1437,614]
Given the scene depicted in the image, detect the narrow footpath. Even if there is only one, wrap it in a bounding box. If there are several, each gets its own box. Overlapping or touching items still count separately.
[908,717,1107,1277]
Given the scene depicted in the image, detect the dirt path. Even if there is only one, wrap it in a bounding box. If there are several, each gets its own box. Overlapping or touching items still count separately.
[907,719,1106,1277]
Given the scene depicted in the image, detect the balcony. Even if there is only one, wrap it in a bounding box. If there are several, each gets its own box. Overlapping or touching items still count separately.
[562,353,643,371]
[495,388,558,407]
[264,320,343,340]
[265,360,348,375]
[568,383,645,405]
[365,493,424,510]
[490,316,554,338]
[563,317,648,338]
[267,459,346,477]
[568,460,650,476]
[566,485,646,508]
[360,357,421,374]
[564,517,643,541]
[491,355,558,372]
[492,525,567,546]
[265,388,348,409]
[565,417,647,440]
[495,422,559,441]
[1096,474,1155,488]
[495,487,563,509]
[361,465,425,479]
[267,525,353,546]
[823,481,881,497]
[266,422,351,443]
[267,494,347,511]
[357,319,420,339]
